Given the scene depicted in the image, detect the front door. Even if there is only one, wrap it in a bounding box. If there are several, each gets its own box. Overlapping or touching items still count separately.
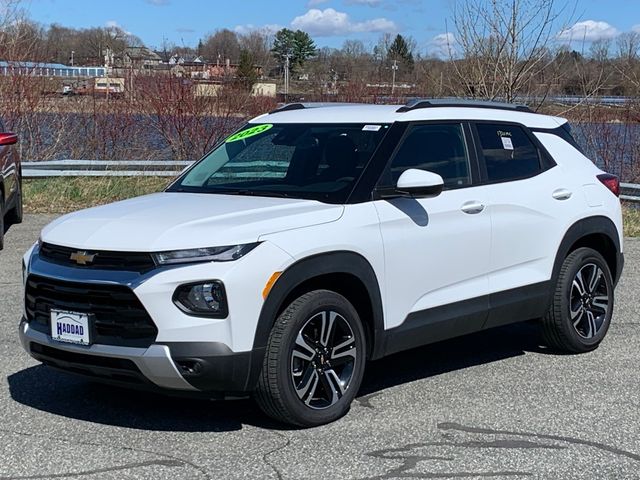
[373,122,493,354]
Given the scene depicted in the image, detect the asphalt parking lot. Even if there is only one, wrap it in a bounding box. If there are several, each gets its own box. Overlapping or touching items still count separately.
[0,214,639,479]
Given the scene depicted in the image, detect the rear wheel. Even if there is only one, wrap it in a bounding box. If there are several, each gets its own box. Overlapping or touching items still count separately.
[255,290,366,427]
[542,247,614,353]
[0,196,5,250]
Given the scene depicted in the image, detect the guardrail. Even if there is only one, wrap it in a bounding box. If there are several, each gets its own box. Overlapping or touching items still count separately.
[21,160,640,203]
[621,183,640,203]
[22,160,192,178]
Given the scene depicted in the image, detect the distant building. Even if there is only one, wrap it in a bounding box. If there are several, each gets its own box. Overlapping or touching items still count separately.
[0,61,106,78]
[168,54,204,65]
[194,81,277,98]
[119,47,163,70]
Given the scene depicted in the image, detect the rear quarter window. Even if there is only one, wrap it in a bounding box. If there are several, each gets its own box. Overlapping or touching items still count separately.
[476,124,542,182]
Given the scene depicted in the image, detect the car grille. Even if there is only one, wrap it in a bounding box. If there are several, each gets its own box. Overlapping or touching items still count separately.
[39,242,156,273]
[25,274,158,348]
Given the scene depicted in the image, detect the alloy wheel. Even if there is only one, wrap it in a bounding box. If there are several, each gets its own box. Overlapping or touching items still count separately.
[290,310,357,410]
[570,263,610,339]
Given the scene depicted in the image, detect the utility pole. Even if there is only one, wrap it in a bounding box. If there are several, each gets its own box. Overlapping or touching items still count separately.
[391,59,398,95]
[70,50,74,67]
[284,53,291,103]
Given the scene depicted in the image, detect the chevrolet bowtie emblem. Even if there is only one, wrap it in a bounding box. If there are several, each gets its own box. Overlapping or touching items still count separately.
[70,251,96,265]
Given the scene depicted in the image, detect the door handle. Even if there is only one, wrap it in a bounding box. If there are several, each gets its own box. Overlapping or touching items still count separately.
[552,188,572,200]
[461,201,485,214]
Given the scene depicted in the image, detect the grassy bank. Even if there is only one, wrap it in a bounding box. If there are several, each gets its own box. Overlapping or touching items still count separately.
[624,206,640,237]
[23,177,640,237]
[24,177,169,214]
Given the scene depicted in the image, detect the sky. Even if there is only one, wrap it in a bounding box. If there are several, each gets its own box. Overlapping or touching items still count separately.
[23,0,640,56]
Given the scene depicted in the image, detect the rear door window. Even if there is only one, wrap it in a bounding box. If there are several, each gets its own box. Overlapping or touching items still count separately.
[475,124,542,182]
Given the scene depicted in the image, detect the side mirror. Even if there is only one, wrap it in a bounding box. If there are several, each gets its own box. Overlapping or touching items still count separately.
[396,169,444,198]
[0,132,18,146]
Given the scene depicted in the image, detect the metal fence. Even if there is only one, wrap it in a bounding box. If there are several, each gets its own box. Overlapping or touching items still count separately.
[22,160,191,178]
[22,160,640,203]
[620,183,640,203]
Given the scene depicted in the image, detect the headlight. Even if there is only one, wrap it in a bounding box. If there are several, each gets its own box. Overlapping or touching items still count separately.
[173,281,228,317]
[152,243,259,265]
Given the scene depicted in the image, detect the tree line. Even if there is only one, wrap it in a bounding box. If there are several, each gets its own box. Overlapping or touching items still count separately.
[2,0,640,102]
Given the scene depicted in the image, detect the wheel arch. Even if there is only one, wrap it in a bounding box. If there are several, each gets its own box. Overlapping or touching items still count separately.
[246,251,385,390]
[553,216,622,286]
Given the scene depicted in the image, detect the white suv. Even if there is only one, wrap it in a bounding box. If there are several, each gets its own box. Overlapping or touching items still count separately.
[19,100,624,426]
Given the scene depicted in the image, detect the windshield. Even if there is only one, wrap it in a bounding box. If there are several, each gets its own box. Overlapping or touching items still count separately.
[169,123,390,203]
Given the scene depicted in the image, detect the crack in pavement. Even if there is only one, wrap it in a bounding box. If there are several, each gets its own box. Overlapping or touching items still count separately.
[359,422,640,479]
[0,459,183,479]
[262,431,291,480]
[361,439,556,479]
[0,427,212,480]
[438,422,640,462]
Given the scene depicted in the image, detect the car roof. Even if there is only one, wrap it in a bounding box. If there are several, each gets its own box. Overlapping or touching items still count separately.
[249,102,566,130]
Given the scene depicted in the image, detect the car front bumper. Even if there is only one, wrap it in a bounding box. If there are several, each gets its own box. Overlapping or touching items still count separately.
[19,318,261,396]
[19,241,292,395]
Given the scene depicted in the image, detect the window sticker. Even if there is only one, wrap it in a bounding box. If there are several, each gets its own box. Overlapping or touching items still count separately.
[362,125,382,132]
[226,124,273,143]
[501,136,514,150]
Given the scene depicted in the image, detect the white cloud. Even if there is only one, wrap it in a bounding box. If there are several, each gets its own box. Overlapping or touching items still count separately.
[557,20,619,43]
[427,32,456,58]
[291,8,396,36]
[345,0,382,6]
[105,20,131,35]
[632,24,640,34]
[234,24,282,35]
[307,0,329,6]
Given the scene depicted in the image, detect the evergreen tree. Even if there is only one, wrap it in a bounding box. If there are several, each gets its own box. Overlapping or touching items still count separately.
[236,49,258,90]
[387,34,414,72]
[272,28,316,72]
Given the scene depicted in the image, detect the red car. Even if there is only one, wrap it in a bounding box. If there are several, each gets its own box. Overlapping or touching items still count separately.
[0,120,22,250]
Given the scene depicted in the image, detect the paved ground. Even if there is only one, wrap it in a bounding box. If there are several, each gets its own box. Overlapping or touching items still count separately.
[0,215,639,479]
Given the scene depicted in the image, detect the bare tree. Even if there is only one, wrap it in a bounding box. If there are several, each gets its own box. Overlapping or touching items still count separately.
[239,30,273,73]
[448,0,575,106]
[201,29,241,63]
[615,32,640,95]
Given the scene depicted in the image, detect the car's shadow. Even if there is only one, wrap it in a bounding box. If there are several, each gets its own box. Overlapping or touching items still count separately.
[8,321,550,432]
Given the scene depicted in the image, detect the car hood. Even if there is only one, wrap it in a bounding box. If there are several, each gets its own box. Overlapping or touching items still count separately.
[40,192,344,251]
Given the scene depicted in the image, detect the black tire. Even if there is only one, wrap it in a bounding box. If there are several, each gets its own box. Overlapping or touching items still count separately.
[6,177,23,225]
[0,195,4,251]
[255,290,366,427]
[542,247,614,353]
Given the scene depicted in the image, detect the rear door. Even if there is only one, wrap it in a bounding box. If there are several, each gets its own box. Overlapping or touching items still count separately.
[373,122,493,353]
[471,122,571,327]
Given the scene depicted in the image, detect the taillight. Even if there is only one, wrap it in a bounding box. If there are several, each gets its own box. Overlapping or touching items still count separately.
[597,173,620,197]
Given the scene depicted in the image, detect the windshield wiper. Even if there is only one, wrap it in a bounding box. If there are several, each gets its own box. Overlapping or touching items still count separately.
[208,189,290,198]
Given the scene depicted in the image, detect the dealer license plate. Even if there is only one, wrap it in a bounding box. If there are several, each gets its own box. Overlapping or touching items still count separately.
[50,309,91,345]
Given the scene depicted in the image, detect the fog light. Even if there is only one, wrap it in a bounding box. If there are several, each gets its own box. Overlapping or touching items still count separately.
[176,360,204,376]
[173,281,228,317]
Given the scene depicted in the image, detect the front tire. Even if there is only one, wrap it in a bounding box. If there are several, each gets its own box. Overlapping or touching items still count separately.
[542,247,614,353]
[255,290,366,427]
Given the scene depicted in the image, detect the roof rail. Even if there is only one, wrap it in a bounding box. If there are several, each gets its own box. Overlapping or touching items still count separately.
[269,102,369,114]
[269,103,306,114]
[396,98,532,113]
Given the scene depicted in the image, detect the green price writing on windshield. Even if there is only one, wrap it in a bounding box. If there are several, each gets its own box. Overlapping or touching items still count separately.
[225,124,273,143]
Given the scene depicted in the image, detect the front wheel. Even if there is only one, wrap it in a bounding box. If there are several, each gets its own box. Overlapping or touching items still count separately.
[255,290,366,427]
[542,247,614,353]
